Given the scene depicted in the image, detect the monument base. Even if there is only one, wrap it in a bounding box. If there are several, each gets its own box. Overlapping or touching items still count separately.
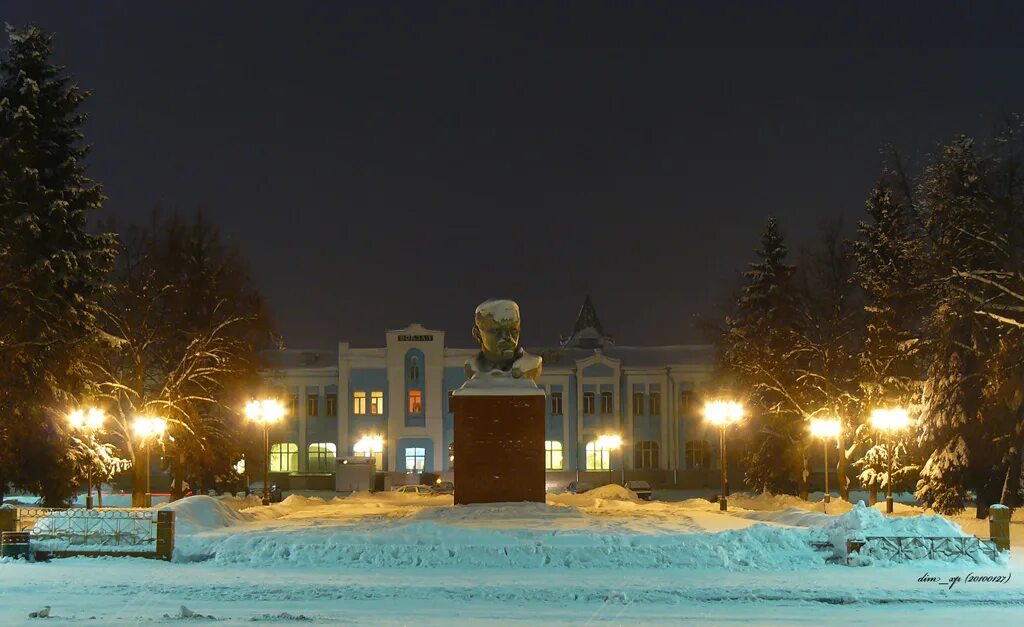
[452,394,545,505]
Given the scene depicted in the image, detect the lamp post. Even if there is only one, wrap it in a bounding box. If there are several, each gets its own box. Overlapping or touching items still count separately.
[245,399,285,505]
[809,418,841,513]
[596,433,623,485]
[870,408,910,514]
[703,400,744,511]
[132,416,167,507]
[68,407,106,509]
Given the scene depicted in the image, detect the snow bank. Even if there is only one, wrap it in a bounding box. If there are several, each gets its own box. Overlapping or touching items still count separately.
[162,495,256,535]
[547,484,640,507]
[728,492,855,514]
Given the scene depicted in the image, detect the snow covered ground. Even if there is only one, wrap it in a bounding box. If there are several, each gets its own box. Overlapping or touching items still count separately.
[1,487,1021,624]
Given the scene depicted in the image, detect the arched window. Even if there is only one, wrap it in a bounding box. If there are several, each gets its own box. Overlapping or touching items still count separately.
[585,440,610,470]
[308,443,337,473]
[634,441,660,469]
[269,443,298,472]
[410,356,420,381]
[545,441,563,470]
[685,440,711,470]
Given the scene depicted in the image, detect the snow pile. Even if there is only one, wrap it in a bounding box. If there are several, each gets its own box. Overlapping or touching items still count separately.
[547,484,640,507]
[728,492,855,514]
[162,495,256,535]
[216,494,264,511]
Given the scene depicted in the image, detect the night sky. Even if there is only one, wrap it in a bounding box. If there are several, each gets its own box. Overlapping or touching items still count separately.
[6,2,1024,348]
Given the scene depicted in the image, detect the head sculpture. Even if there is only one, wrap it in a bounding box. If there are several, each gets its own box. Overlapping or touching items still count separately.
[465,298,541,383]
[472,299,521,368]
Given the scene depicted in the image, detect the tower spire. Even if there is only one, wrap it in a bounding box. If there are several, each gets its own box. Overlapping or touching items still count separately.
[560,295,614,349]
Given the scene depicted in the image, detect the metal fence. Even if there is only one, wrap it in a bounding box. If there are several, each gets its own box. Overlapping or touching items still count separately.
[847,535,1000,563]
[0,507,174,560]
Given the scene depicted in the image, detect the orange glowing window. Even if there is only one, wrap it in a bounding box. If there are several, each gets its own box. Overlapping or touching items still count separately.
[408,390,423,414]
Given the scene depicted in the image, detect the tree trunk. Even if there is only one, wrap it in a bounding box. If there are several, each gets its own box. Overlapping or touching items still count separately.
[799,453,810,501]
[170,452,184,502]
[96,482,103,507]
[837,432,850,501]
[132,454,147,508]
[1000,430,1023,507]
[869,484,877,506]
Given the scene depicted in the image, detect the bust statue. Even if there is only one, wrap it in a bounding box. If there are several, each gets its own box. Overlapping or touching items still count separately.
[464,299,542,384]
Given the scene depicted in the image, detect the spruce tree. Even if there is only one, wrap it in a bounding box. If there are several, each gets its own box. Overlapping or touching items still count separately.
[915,136,1006,516]
[0,26,117,503]
[722,217,804,494]
[852,161,925,503]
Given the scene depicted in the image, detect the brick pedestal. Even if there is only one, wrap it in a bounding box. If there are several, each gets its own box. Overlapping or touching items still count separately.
[452,394,545,505]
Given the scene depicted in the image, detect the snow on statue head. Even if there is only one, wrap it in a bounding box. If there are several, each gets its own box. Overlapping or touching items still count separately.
[465,298,542,385]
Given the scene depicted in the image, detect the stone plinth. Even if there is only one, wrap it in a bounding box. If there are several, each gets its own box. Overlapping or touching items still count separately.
[452,393,546,505]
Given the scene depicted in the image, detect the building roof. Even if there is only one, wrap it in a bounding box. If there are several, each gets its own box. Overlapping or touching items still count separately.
[560,295,614,349]
[259,348,337,370]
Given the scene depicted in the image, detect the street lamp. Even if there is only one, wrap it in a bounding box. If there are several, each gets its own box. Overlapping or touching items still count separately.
[67,407,105,509]
[245,399,285,505]
[132,416,167,507]
[595,433,623,485]
[809,418,841,512]
[703,400,744,511]
[870,408,910,514]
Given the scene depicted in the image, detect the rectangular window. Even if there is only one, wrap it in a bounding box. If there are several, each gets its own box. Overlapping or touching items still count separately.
[545,440,564,470]
[632,392,645,415]
[408,390,423,414]
[269,443,298,472]
[551,392,563,415]
[585,441,610,470]
[306,395,319,417]
[370,391,384,415]
[405,447,425,472]
[353,391,367,415]
[680,390,693,415]
[600,391,614,415]
[649,392,661,416]
[288,394,299,416]
[634,441,660,469]
[325,394,337,417]
[583,391,595,415]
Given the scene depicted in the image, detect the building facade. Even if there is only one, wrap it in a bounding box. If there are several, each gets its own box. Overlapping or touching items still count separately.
[258,301,722,489]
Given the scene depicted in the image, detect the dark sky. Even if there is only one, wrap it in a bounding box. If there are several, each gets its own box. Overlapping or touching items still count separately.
[6,2,1024,348]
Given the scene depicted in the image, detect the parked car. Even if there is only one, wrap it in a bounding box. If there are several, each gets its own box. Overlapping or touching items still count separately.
[624,480,653,501]
[394,484,433,495]
[565,481,595,494]
[431,481,455,495]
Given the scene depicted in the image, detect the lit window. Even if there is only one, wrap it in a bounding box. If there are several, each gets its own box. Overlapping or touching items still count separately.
[408,390,423,414]
[269,443,298,472]
[585,441,610,470]
[545,441,563,470]
[353,391,367,415]
[649,392,661,416]
[634,441,660,469]
[583,391,595,415]
[410,356,420,381]
[308,442,337,473]
[370,391,384,415]
[686,440,711,470]
[306,395,319,417]
[325,394,337,416]
[353,434,384,468]
[633,392,645,415]
[551,392,563,416]
[600,391,614,415]
[405,447,425,472]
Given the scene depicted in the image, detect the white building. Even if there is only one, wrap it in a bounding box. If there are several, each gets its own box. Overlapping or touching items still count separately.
[258,298,721,490]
